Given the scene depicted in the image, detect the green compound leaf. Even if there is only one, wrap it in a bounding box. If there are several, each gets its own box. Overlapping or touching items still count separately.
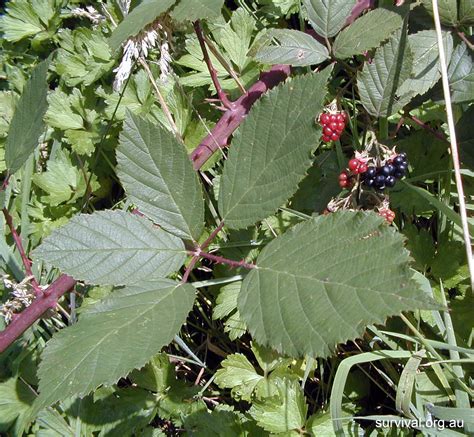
[34,279,196,412]
[117,111,205,241]
[34,210,185,285]
[254,29,329,66]
[357,28,413,117]
[218,68,331,229]
[171,0,224,22]
[5,58,50,174]
[303,0,357,38]
[238,211,438,358]
[333,8,403,59]
[108,0,175,52]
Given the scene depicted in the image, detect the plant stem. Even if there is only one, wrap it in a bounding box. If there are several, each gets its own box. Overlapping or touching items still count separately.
[138,57,182,141]
[378,117,388,140]
[405,113,448,143]
[182,257,200,283]
[2,208,42,296]
[0,275,76,353]
[194,21,234,110]
[455,29,474,50]
[432,0,474,295]
[191,250,255,270]
[182,222,225,283]
[1,174,10,192]
[344,0,374,26]
[190,64,291,169]
[202,221,225,250]
[201,31,246,95]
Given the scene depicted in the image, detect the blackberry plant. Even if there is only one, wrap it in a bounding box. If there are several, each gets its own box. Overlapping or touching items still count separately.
[0,0,472,435]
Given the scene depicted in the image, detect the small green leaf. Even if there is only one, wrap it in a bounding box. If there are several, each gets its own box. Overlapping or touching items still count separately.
[400,181,474,236]
[218,68,331,229]
[55,28,114,87]
[215,353,263,401]
[249,378,307,433]
[33,279,196,412]
[5,58,50,174]
[171,0,224,22]
[130,353,207,426]
[213,282,247,340]
[333,8,403,59]
[357,28,413,117]
[45,89,84,130]
[0,0,45,42]
[34,210,186,285]
[239,211,438,358]
[108,0,175,52]
[306,410,362,436]
[183,406,267,437]
[218,8,255,71]
[32,150,98,206]
[303,0,357,38]
[98,70,160,121]
[213,282,241,320]
[254,29,328,66]
[117,111,205,241]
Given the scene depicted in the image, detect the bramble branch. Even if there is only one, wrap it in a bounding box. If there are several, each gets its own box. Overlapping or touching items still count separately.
[190,64,291,169]
[0,275,76,353]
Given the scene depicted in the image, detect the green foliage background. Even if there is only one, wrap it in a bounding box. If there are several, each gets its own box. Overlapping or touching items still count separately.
[0,0,473,435]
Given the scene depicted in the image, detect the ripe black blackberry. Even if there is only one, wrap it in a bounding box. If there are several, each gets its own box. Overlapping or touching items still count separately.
[362,153,408,191]
[392,153,408,179]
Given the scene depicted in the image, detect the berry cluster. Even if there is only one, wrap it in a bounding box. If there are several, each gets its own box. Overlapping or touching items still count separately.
[338,156,369,188]
[338,171,349,188]
[362,153,408,191]
[348,158,367,174]
[378,208,395,223]
[319,112,348,143]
